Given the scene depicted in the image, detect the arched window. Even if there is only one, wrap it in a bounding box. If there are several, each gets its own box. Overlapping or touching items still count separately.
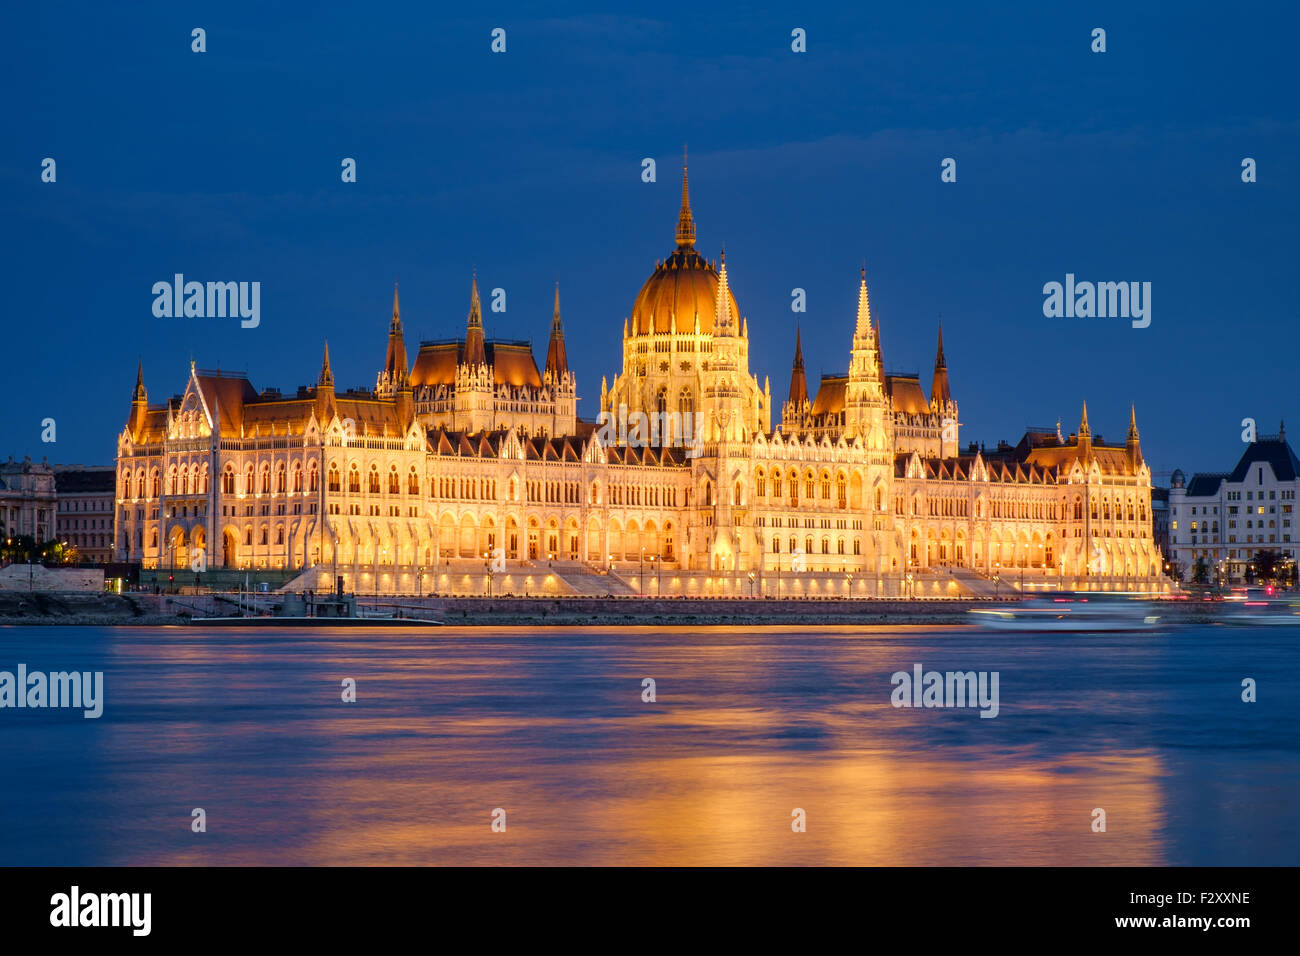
[408,468,419,495]
[292,465,302,493]
[328,465,340,493]
[222,467,236,495]
[388,466,400,495]
[756,471,766,498]
[368,466,380,495]
[276,465,286,493]
[348,465,360,494]
[836,473,847,508]
[309,465,318,492]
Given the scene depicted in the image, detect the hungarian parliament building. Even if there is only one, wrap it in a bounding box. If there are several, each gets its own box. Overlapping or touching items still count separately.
[114,167,1165,596]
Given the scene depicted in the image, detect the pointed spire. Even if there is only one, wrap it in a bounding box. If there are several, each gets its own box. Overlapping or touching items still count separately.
[128,359,148,439]
[318,339,334,388]
[316,339,336,425]
[384,281,410,388]
[855,266,872,340]
[930,319,951,408]
[545,282,569,378]
[788,327,809,407]
[468,272,482,328]
[714,248,735,335]
[675,149,696,249]
[1125,404,1142,469]
[132,360,147,403]
[465,271,487,367]
[1077,400,1093,459]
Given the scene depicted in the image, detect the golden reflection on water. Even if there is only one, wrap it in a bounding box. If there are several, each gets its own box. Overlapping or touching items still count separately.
[82,625,1183,865]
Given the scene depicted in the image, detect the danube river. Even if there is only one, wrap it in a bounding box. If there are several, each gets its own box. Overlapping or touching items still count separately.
[0,623,1295,865]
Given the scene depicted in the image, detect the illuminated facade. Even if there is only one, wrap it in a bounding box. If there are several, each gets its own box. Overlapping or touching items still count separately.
[114,167,1165,595]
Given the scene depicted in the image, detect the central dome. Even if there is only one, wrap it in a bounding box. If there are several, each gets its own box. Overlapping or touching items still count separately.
[629,165,741,337]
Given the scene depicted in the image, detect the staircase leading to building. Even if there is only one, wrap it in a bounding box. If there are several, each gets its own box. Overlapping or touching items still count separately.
[551,565,640,597]
[943,567,1007,599]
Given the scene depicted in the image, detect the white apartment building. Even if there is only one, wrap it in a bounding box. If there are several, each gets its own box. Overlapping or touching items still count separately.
[1169,426,1299,584]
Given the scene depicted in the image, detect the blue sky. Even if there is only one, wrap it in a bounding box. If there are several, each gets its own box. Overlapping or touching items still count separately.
[2,1,1296,478]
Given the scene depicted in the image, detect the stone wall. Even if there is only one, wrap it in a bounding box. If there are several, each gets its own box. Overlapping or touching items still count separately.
[0,564,105,592]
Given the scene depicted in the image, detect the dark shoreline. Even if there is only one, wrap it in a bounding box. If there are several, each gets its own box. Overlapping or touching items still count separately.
[0,590,1218,627]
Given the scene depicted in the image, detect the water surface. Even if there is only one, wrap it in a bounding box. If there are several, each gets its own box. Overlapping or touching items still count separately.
[0,623,1295,865]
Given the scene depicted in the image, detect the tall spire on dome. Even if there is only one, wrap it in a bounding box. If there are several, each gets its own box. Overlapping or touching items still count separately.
[465,271,487,367]
[788,327,808,407]
[545,282,569,379]
[676,147,696,249]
